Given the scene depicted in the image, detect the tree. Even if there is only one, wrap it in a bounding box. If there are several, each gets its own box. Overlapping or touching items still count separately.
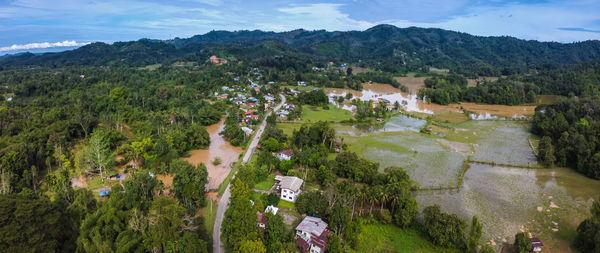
[0,194,65,252]
[145,197,185,252]
[86,130,114,184]
[178,232,208,253]
[422,205,467,248]
[263,137,281,152]
[264,213,285,253]
[514,232,532,253]
[466,216,483,253]
[239,239,266,253]
[172,160,208,213]
[329,202,351,236]
[326,233,343,253]
[574,199,600,252]
[221,179,258,251]
[538,136,556,167]
[185,123,210,149]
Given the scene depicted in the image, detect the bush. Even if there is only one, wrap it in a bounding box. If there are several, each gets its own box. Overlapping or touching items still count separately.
[212,157,222,166]
[267,192,280,206]
[376,209,392,224]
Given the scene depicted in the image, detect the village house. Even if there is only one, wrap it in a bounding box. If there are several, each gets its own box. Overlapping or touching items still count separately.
[241,127,253,136]
[277,110,289,118]
[277,149,294,160]
[265,205,278,215]
[247,102,256,108]
[256,212,267,229]
[285,103,295,110]
[297,81,307,86]
[296,217,329,253]
[275,175,303,202]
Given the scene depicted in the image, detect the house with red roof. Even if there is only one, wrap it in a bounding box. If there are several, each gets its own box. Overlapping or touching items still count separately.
[531,237,543,252]
[296,217,329,253]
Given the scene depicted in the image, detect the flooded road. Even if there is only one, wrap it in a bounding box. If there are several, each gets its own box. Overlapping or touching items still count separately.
[182,117,242,190]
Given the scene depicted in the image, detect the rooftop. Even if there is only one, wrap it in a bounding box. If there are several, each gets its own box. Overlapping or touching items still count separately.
[280,176,303,192]
[296,216,328,237]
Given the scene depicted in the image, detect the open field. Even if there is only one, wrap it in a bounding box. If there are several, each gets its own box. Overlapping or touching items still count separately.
[394,74,427,94]
[337,111,599,252]
[301,105,352,122]
[353,223,461,253]
[254,174,275,191]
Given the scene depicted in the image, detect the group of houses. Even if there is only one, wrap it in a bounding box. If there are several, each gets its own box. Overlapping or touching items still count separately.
[277,103,296,118]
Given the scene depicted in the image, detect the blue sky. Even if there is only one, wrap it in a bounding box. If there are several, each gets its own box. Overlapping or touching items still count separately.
[1,0,600,53]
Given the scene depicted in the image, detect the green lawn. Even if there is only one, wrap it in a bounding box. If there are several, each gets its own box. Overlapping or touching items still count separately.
[254,175,275,191]
[200,199,217,236]
[276,123,301,136]
[278,200,296,209]
[354,224,461,253]
[301,105,352,122]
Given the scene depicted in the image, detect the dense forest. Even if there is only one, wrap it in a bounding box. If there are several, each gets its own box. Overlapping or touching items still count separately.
[3,25,600,77]
[533,98,600,179]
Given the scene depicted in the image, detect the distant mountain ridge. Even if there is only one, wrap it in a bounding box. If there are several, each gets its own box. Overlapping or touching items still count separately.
[2,24,600,75]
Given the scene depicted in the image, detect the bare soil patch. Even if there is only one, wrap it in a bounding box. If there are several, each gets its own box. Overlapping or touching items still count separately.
[394,74,427,94]
[460,102,536,117]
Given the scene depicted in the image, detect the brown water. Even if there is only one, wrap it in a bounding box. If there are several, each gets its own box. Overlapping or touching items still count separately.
[327,83,536,118]
[182,117,242,190]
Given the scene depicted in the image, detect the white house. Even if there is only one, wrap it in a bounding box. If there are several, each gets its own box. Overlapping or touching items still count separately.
[241,127,253,136]
[265,205,278,215]
[277,110,289,118]
[296,217,329,253]
[277,150,294,160]
[278,176,303,202]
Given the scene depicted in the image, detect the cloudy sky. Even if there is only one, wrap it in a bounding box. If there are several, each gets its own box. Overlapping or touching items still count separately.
[1,0,600,54]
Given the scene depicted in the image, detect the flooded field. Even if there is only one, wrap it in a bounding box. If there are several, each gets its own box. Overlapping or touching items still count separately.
[339,112,599,252]
[182,117,242,190]
[417,165,600,252]
[340,116,467,189]
[327,83,535,119]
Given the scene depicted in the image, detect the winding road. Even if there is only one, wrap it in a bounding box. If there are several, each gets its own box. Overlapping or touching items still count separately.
[212,94,286,253]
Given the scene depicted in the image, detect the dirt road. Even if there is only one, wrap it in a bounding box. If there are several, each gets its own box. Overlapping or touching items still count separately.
[212,94,285,253]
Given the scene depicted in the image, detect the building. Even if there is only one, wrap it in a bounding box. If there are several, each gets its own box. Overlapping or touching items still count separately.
[531,237,543,252]
[277,150,294,160]
[265,205,278,215]
[296,217,329,253]
[277,176,303,202]
[241,127,253,136]
[256,212,267,229]
[285,103,296,110]
[277,110,289,118]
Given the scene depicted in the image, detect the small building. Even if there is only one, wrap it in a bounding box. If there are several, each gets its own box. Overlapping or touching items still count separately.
[277,110,289,118]
[531,237,543,252]
[247,102,256,107]
[285,103,296,110]
[296,217,329,253]
[257,212,267,229]
[279,176,303,202]
[241,127,253,136]
[265,205,279,215]
[277,150,294,160]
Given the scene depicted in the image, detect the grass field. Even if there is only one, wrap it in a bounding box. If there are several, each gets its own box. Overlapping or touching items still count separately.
[354,223,460,253]
[254,174,275,191]
[200,198,217,236]
[277,123,302,136]
[278,200,296,209]
[301,105,352,122]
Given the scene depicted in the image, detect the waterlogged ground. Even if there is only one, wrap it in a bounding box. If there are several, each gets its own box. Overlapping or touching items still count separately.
[338,113,600,252]
[340,115,467,189]
[417,165,600,252]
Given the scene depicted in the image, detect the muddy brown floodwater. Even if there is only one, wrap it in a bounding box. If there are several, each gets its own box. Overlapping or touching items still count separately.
[182,117,242,190]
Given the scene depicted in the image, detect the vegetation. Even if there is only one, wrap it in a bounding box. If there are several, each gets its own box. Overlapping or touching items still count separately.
[574,199,600,252]
[532,98,600,178]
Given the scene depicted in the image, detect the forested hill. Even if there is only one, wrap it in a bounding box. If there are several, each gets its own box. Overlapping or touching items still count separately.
[2,24,600,76]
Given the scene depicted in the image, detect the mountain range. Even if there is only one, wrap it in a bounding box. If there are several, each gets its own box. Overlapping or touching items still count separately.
[2,25,600,75]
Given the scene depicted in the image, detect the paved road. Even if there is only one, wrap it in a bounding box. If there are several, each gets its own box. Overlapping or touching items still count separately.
[213,94,286,253]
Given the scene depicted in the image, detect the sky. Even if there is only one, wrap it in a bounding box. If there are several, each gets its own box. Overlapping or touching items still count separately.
[1,0,600,54]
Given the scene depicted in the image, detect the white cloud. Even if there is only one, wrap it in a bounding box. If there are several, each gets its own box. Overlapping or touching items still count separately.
[0,40,90,52]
